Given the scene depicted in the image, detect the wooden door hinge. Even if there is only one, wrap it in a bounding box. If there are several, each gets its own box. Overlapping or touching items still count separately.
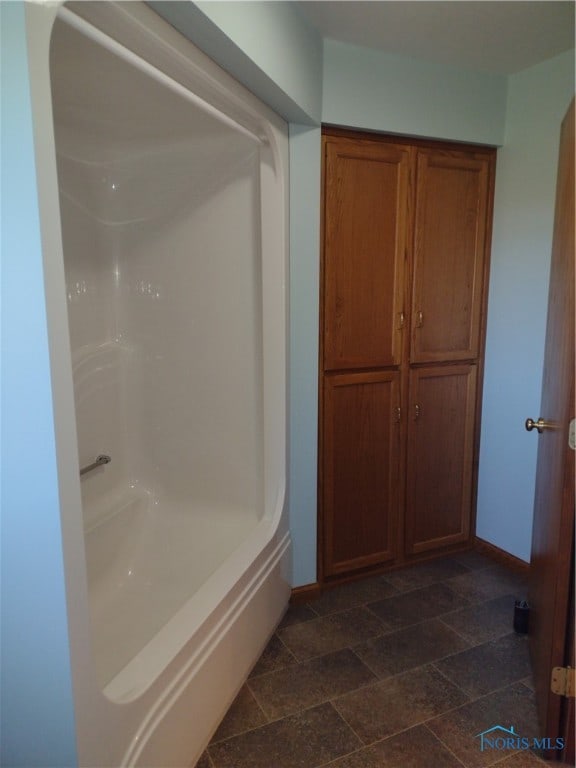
[550,666,576,698]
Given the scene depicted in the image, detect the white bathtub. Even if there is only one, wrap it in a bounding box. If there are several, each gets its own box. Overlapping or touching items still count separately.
[29,2,290,765]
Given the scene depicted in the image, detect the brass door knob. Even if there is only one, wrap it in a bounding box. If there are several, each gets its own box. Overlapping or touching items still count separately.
[525,417,552,434]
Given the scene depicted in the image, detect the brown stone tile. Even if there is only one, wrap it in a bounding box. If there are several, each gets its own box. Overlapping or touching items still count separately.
[278,603,319,629]
[440,595,516,645]
[210,685,267,744]
[333,664,469,744]
[451,550,497,571]
[427,682,539,768]
[383,557,470,592]
[446,567,528,604]
[367,582,470,629]
[310,576,400,616]
[248,648,377,720]
[278,606,389,662]
[208,702,361,768]
[354,618,470,678]
[249,634,297,678]
[434,633,531,698]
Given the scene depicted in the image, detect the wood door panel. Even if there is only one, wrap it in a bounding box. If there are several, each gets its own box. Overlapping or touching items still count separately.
[323,137,410,370]
[323,371,401,575]
[411,151,490,363]
[405,365,477,554]
[528,100,575,759]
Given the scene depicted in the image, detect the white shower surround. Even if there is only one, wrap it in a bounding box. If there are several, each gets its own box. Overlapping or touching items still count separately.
[29,2,290,765]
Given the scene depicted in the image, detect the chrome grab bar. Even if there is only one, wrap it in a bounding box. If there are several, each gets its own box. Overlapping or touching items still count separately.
[80,454,111,476]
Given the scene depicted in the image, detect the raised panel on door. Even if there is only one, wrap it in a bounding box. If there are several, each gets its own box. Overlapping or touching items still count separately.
[411,150,491,363]
[322,371,401,576]
[405,365,477,554]
[323,136,410,370]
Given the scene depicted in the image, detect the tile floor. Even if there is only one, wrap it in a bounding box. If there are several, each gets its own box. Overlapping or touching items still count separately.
[196,551,556,768]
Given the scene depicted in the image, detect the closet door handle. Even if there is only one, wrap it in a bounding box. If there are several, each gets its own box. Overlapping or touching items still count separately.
[414,404,421,420]
[416,311,423,328]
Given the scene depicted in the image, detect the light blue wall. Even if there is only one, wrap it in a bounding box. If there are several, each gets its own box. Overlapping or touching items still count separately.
[150,0,322,124]
[476,50,575,561]
[0,3,78,765]
[323,38,507,145]
[289,125,322,587]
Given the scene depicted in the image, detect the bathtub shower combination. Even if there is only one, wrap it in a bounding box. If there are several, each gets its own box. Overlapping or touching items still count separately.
[37,2,289,765]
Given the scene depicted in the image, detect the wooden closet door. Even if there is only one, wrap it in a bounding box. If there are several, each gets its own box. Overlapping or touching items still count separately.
[405,365,477,554]
[411,150,491,363]
[322,371,401,576]
[323,136,410,370]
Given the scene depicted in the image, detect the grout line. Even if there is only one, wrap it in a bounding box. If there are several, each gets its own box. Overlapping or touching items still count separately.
[425,672,539,729]
[315,745,368,768]
[307,602,322,618]
[347,645,385,680]
[430,660,476,700]
[245,668,385,729]
[203,750,216,768]
[437,615,518,649]
[378,577,463,597]
[436,615,476,645]
[245,678,279,724]
[422,723,467,767]
[268,611,400,665]
[326,661,474,744]
[430,642,533,703]
[348,617,475,676]
[246,635,298,682]
[323,700,370,759]
[270,630,300,667]
[208,687,270,746]
[249,683,271,724]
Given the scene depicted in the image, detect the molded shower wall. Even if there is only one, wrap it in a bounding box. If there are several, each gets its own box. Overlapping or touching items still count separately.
[57,35,264,533]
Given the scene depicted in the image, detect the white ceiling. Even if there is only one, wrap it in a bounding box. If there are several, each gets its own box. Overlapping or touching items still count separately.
[296,1,575,74]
